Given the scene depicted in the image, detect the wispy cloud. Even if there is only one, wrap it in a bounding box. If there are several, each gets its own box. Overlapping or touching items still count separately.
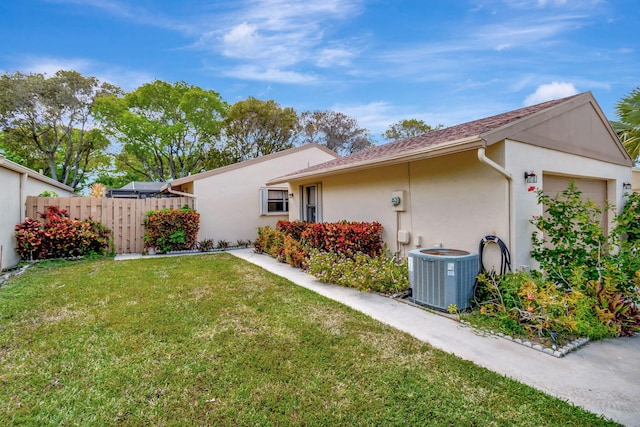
[220,65,317,84]
[332,101,460,138]
[43,0,366,84]
[193,0,364,82]
[8,55,155,90]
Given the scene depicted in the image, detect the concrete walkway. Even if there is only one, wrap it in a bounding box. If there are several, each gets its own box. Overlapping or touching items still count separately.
[228,249,640,426]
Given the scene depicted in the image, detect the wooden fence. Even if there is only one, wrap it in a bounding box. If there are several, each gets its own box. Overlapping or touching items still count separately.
[25,196,195,254]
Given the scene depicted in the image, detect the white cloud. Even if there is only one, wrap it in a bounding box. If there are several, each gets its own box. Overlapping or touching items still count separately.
[16,56,93,76]
[201,0,363,82]
[221,23,261,58]
[221,65,317,84]
[331,101,454,138]
[523,81,578,106]
[316,48,354,68]
[537,0,568,7]
[10,55,155,91]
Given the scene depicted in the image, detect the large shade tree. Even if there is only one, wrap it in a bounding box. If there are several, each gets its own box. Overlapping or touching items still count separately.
[382,119,444,142]
[0,70,119,191]
[93,80,227,181]
[611,86,640,161]
[222,97,300,163]
[299,110,373,155]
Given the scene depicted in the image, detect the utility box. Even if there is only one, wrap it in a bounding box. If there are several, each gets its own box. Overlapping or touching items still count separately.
[397,230,411,244]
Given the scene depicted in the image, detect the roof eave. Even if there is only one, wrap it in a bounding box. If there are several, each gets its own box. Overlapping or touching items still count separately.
[169,143,340,186]
[0,157,74,192]
[267,136,483,185]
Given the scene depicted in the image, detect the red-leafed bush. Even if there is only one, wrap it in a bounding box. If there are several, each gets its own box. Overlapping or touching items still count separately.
[143,207,200,253]
[257,220,384,267]
[276,220,309,241]
[283,234,309,268]
[299,221,383,257]
[14,206,111,260]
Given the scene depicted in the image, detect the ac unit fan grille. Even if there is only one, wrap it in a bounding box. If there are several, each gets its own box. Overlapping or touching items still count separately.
[409,249,478,310]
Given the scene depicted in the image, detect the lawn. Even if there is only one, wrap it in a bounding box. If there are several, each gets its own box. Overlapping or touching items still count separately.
[0,254,617,426]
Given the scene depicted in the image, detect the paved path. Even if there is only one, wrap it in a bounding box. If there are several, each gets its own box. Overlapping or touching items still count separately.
[229,249,640,426]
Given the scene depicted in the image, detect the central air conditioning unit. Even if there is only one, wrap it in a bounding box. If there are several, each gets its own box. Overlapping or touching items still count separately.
[408,248,479,311]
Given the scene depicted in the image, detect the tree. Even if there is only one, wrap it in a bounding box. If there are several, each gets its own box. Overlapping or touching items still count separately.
[93,80,227,182]
[299,110,373,156]
[611,86,640,161]
[92,162,147,189]
[382,119,444,142]
[0,70,119,191]
[222,97,300,163]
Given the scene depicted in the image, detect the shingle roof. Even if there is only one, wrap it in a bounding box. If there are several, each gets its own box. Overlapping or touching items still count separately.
[269,93,583,183]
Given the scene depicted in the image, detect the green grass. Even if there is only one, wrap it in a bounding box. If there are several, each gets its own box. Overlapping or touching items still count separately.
[0,254,618,426]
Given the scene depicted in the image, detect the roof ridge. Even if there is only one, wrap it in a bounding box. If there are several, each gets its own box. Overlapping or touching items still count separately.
[268,92,588,183]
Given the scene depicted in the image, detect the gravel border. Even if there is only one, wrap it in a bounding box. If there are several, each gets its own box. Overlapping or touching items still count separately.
[458,319,590,358]
[391,294,591,358]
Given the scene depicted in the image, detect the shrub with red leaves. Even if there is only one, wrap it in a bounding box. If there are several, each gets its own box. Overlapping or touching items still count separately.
[15,207,111,260]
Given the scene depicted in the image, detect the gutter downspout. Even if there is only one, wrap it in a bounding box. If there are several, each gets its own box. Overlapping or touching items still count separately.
[20,172,28,222]
[477,146,515,261]
[165,184,197,210]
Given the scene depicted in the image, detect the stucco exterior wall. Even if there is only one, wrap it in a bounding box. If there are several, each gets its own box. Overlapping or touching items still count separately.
[193,146,338,243]
[0,168,22,270]
[0,162,73,270]
[286,140,631,271]
[505,139,632,269]
[288,149,509,261]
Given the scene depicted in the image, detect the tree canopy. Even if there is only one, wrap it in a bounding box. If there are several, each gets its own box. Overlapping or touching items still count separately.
[611,86,640,161]
[382,119,444,142]
[299,110,373,155]
[93,80,228,182]
[0,70,119,191]
[222,97,300,163]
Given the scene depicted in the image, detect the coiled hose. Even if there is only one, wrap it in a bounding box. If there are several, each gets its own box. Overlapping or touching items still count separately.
[473,235,511,303]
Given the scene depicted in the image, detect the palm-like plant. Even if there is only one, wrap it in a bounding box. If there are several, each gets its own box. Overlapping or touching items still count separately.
[611,86,640,161]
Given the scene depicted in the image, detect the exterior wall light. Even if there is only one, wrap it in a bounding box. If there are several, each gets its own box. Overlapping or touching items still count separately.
[524,171,537,184]
[623,182,632,191]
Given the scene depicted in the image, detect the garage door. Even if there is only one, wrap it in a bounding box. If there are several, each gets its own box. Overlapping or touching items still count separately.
[542,174,608,229]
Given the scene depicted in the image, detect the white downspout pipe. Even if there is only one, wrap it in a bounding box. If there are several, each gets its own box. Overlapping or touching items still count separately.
[477,147,515,261]
[165,184,197,210]
[20,172,28,222]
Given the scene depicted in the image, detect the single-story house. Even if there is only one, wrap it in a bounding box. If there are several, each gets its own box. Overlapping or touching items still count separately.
[164,143,339,244]
[0,157,73,270]
[267,92,633,270]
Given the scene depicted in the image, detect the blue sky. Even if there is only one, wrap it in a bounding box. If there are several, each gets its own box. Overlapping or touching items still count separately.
[1,0,638,142]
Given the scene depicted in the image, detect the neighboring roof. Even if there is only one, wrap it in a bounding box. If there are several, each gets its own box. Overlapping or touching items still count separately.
[166,143,339,188]
[0,156,74,192]
[106,181,167,199]
[121,181,166,191]
[268,92,632,185]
